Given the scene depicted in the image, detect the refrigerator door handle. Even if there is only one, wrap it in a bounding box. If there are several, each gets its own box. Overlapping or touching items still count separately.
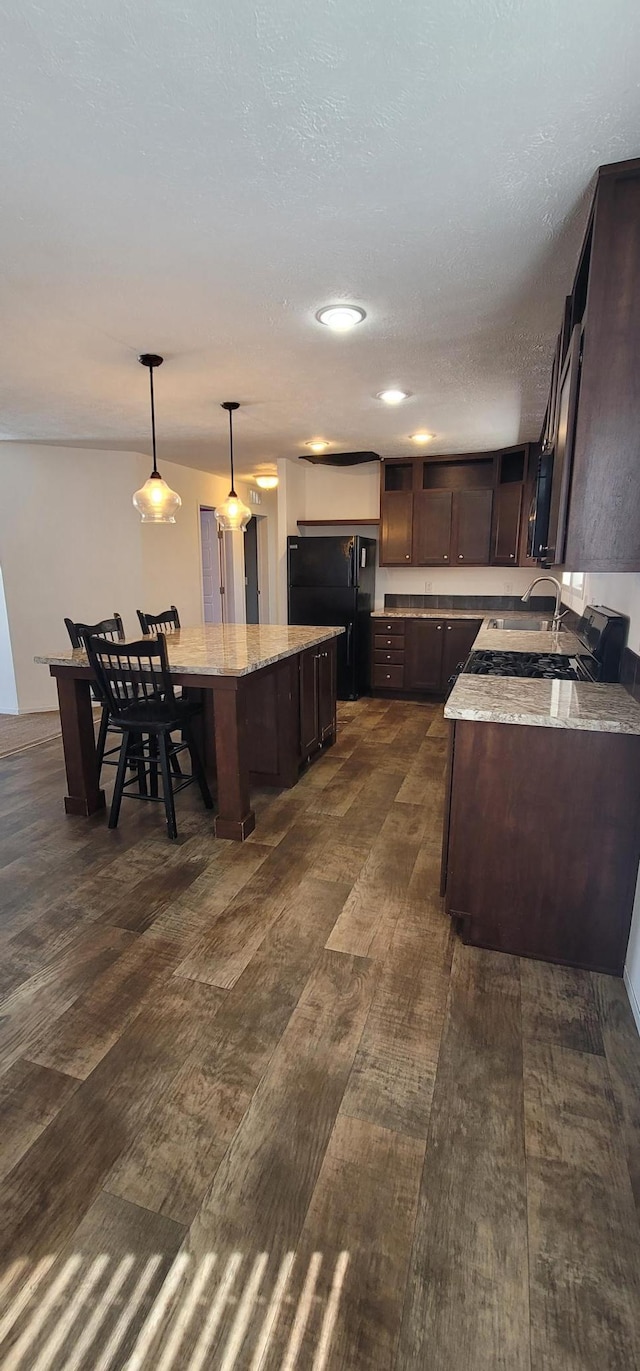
[345,622,353,664]
[347,542,355,587]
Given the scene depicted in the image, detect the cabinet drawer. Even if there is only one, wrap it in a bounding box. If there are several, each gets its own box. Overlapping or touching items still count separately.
[373,664,405,689]
[376,620,405,636]
[374,634,405,651]
[374,649,405,666]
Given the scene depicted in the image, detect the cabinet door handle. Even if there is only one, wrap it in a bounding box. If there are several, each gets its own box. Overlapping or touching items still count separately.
[509,553,514,559]
[405,554,410,559]
[458,554,464,560]
[436,625,442,631]
[443,555,448,560]
[446,625,452,630]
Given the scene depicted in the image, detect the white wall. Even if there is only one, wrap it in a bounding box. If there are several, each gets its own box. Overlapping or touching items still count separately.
[277,458,540,608]
[0,567,18,713]
[0,443,276,713]
[561,570,640,1031]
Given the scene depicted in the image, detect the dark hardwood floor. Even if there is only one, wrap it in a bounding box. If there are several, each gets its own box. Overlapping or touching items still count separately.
[0,698,639,1369]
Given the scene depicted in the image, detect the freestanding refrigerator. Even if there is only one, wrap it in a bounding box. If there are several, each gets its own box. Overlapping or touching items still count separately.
[287,536,377,699]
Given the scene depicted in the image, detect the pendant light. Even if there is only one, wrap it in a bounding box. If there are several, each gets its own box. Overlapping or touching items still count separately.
[132,354,182,523]
[214,402,252,532]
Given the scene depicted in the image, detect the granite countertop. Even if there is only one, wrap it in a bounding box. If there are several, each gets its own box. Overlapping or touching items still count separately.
[36,624,345,678]
[472,623,584,655]
[445,676,640,735]
[372,608,488,621]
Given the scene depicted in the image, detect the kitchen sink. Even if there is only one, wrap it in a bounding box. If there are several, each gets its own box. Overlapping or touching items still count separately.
[488,617,553,630]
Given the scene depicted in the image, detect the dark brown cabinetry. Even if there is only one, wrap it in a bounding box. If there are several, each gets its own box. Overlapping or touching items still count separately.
[491,446,528,565]
[372,616,481,696]
[380,450,534,568]
[299,640,337,761]
[441,718,640,974]
[405,620,445,691]
[379,487,414,564]
[413,490,452,564]
[538,158,640,570]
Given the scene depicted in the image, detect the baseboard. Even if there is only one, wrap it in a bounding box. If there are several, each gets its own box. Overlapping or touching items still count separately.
[623,967,640,1037]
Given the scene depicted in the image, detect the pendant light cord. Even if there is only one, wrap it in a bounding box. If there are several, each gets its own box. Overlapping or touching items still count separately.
[149,364,158,476]
[228,405,237,496]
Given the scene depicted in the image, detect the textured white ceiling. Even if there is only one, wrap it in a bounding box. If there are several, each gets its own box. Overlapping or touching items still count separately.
[1,0,640,478]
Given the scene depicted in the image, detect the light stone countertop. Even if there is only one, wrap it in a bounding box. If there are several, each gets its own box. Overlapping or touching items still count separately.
[372,608,488,621]
[445,676,640,734]
[36,624,344,678]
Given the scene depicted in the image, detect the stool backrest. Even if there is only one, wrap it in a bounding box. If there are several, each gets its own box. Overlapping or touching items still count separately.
[137,605,180,635]
[85,634,176,719]
[64,613,124,650]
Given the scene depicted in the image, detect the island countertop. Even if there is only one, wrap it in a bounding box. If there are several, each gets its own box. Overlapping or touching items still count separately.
[36,623,345,678]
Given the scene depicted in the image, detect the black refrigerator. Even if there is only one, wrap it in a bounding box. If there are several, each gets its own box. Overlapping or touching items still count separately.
[287,536,377,700]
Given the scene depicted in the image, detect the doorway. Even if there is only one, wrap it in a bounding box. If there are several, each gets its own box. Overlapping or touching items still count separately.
[245,516,260,624]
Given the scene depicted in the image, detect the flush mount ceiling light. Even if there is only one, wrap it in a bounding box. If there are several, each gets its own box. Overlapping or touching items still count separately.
[409,431,435,443]
[132,355,182,523]
[214,402,252,532]
[315,305,366,332]
[255,474,279,489]
[377,389,410,405]
[305,440,330,453]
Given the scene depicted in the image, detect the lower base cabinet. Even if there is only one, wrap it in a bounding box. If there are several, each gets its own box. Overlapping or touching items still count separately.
[441,718,640,974]
[299,640,337,761]
[372,617,481,696]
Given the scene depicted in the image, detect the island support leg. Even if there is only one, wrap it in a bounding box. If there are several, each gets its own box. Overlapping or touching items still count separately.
[211,679,256,841]
[55,672,106,816]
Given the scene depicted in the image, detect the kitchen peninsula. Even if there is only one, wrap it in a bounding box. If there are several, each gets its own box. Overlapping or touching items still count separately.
[37,624,341,840]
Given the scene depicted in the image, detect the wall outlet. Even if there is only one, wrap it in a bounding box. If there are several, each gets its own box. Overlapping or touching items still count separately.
[503,581,513,594]
[424,580,433,592]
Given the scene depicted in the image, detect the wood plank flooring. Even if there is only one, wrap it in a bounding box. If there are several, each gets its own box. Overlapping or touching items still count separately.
[0,697,639,1369]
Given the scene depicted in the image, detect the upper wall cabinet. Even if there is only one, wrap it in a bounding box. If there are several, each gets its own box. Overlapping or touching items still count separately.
[540,157,640,571]
[380,448,532,568]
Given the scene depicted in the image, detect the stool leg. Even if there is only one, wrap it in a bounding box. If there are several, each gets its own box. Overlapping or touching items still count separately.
[96,706,110,773]
[184,723,214,810]
[109,733,131,830]
[158,732,178,840]
[148,736,159,798]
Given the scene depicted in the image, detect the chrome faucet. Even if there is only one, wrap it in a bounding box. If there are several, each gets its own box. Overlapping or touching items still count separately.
[521,575,566,631]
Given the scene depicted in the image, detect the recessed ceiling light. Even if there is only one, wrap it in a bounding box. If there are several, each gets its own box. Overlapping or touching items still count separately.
[255,475,279,489]
[409,432,434,443]
[377,389,410,405]
[316,305,366,332]
[305,439,330,452]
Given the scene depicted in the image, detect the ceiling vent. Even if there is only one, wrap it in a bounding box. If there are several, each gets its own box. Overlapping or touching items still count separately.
[299,450,380,467]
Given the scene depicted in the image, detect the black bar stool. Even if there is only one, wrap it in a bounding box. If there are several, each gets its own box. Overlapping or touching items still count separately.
[85,633,213,841]
[64,613,124,773]
[137,605,181,634]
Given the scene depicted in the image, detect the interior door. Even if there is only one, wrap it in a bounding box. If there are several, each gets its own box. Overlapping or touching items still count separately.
[244,516,260,623]
[413,490,453,565]
[404,619,445,691]
[453,489,493,564]
[380,491,413,565]
[200,508,223,623]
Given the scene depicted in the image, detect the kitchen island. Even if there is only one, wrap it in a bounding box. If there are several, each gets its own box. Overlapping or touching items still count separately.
[37,624,342,841]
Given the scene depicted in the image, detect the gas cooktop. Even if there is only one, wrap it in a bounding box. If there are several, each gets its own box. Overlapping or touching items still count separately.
[464,650,591,681]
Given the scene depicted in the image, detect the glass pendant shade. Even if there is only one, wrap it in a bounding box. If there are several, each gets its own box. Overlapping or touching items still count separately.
[215,401,251,532]
[133,354,181,524]
[133,470,182,523]
[214,491,252,531]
